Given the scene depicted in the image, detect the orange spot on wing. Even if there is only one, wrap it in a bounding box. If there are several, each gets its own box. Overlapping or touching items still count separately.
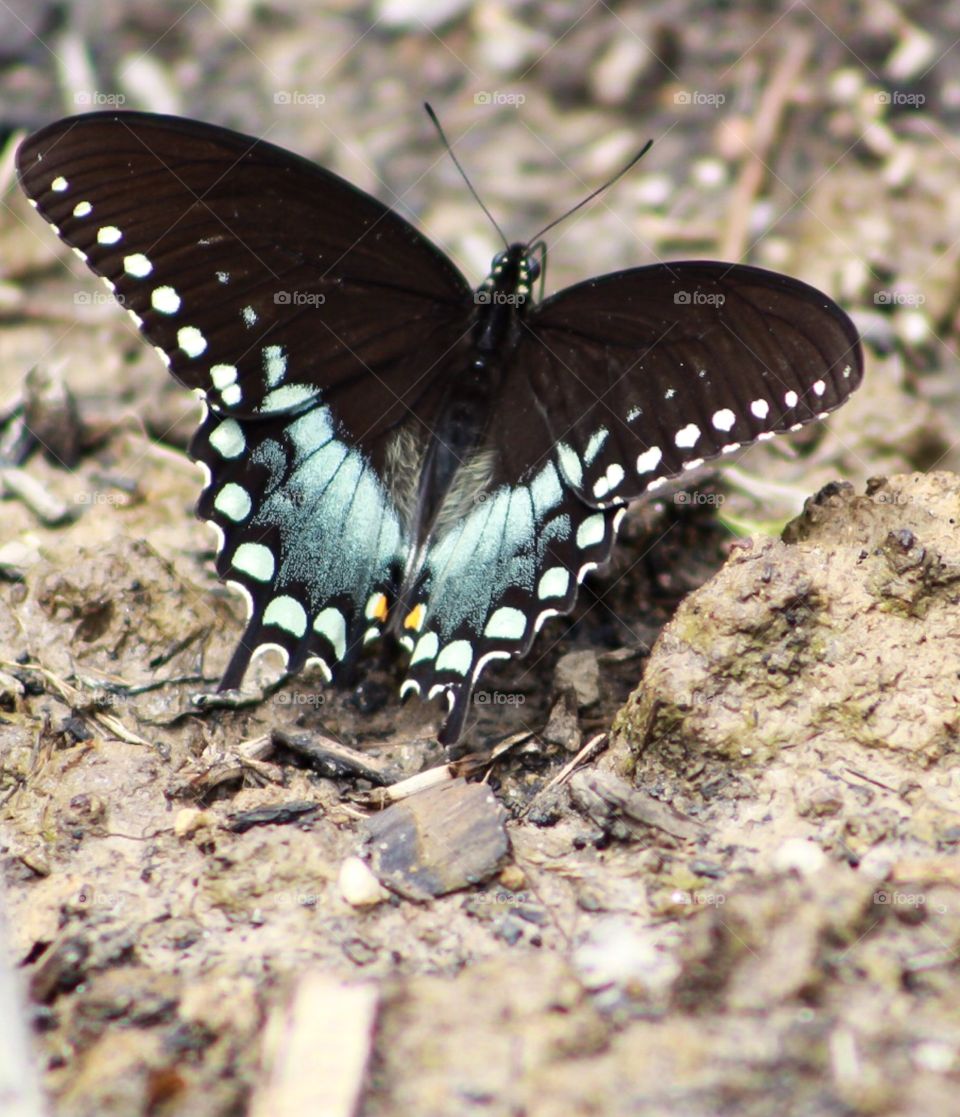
[403,603,425,631]
[369,592,389,622]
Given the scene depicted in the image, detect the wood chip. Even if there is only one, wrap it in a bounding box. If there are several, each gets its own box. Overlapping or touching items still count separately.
[364,778,509,900]
[250,974,378,1117]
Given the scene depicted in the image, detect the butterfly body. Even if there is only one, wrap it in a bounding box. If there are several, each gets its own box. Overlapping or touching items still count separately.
[16,112,864,743]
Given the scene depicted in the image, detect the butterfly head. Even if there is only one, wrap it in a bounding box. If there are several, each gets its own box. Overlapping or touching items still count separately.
[481,243,541,307]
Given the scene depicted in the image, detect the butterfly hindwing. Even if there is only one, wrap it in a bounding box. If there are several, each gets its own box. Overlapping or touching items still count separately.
[400,454,623,743]
[525,262,863,506]
[194,402,409,686]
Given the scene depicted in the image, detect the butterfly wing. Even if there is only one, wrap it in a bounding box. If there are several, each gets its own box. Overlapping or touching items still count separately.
[401,455,623,744]
[400,261,863,741]
[17,112,474,683]
[523,261,864,505]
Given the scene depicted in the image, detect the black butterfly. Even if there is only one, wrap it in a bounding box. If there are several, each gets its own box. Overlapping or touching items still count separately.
[16,112,863,743]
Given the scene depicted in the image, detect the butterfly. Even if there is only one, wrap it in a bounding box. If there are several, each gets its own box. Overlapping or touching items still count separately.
[16,111,864,743]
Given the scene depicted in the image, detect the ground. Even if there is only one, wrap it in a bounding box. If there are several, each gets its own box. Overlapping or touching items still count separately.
[1,3,959,1116]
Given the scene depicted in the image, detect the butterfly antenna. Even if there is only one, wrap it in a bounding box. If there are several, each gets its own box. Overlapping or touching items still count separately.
[424,103,509,250]
[527,140,654,245]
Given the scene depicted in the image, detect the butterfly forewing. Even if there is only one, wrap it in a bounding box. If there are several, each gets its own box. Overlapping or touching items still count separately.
[16,112,473,441]
[525,262,863,506]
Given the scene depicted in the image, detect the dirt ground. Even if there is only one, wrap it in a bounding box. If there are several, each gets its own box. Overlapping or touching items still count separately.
[2,3,960,1116]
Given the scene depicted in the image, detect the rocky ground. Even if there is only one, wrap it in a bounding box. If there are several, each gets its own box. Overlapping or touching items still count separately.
[1,2,959,1115]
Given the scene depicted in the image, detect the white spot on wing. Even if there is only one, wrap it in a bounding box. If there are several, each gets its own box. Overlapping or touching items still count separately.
[593,462,625,500]
[151,286,181,314]
[264,596,307,637]
[261,384,318,412]
[263,345,287,387]
[221,384,242,407]
[711,408,735,432]
[750,398,769,420]
[305,655,332,682]
[436,640,473,675]
[210,363,238,389]
[470,649,512,684]
[242,305,257,327]
[636,446,662,474]
[232,542,275,582]
[538,567,569,600]
[51,176,68,192]
[675,423,701,449]
[556,442,583,488]
[410,631,439,665]
[209,419,245,459]
[784,390,799,408]
[72,201,92,217]
[313,607,347,661]
[177,326,207,358]
[813,380,826,397]
[97,225,122,245]
[576,512,606,550]
[214,483,252,522]
[584,428,609,466]
[484,606,526,641]
[124,253,152,278]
